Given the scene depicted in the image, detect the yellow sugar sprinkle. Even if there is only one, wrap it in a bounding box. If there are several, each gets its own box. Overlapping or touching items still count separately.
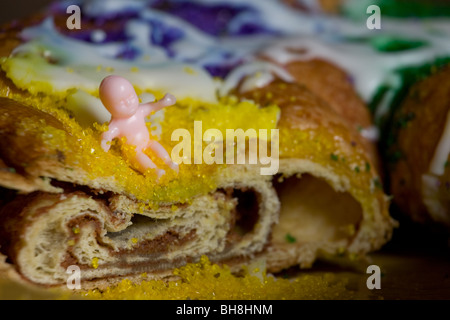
[131,238,139,244]
[346,224,356,236]
[130,66,139,72]
[81,256,354,300]
[91,257,99,269]
[183,66,196,75]
[5,92,279,206]
[349,253,359,261]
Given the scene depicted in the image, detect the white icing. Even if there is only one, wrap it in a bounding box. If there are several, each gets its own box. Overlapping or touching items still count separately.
[83,0,145,17]
[65,90,110,126]
[5,18,219,103]
[90,29,107,43]
[360,126,380,142]
[239,71,274,94]
[260,34,450,104]
[220,61,294,97]
[124,19,171,63]
[139,8,217,63]
[421,174,450,225]
[3,0,450,133]
[429,109,450,176]
[373,73,402,121]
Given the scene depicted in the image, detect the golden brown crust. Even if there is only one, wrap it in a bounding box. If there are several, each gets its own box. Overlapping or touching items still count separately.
[239,79,375,164]
[0,98,67,192]
[0,159,40,192]
[285,59,372,130]
[238,79,393,265]
[252,55,381,170]
[286,59,380,171]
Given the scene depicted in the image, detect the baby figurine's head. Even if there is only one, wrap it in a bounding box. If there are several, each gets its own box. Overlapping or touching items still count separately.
[100,75,139,118]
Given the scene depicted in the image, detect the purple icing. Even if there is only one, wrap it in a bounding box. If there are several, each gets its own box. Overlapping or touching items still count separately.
[45,0,281,78]
[148,19,184,49]
[150,0,277,37]
[153,2,243,36]
[116,44,140,60]
[204,62,240,79]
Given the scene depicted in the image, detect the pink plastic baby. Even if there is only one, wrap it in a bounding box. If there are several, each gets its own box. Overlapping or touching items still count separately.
[99,75,178,177]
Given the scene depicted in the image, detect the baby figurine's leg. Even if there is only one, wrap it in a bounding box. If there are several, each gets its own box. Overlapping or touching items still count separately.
[135,148,165,177]
[147,140,179,172]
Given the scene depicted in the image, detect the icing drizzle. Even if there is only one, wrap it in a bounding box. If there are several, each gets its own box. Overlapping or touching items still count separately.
[2,0,450,128]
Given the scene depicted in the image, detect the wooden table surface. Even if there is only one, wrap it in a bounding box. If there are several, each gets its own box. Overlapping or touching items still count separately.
[298,216,450,300]
[1,215,449,300]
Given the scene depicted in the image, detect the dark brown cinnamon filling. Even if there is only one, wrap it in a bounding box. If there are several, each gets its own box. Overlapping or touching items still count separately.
[60,187,262,273]
[116,229,197,256]
[222,188,261,246]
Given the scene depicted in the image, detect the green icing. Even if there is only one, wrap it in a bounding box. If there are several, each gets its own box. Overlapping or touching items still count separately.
[373,0,450,18]
[343,0,450,20]
[370,35,428,53]
[345,35,428,53]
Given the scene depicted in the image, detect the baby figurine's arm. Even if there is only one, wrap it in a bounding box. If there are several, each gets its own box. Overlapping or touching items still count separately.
[101,124,120,152]
[140,93,176,117]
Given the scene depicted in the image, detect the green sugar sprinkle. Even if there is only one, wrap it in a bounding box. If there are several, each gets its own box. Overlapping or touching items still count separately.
[373,178,383,190]
[285,233,297,244]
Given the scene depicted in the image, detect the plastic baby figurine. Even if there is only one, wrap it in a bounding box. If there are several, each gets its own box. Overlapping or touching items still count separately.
[99,75,178,177]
